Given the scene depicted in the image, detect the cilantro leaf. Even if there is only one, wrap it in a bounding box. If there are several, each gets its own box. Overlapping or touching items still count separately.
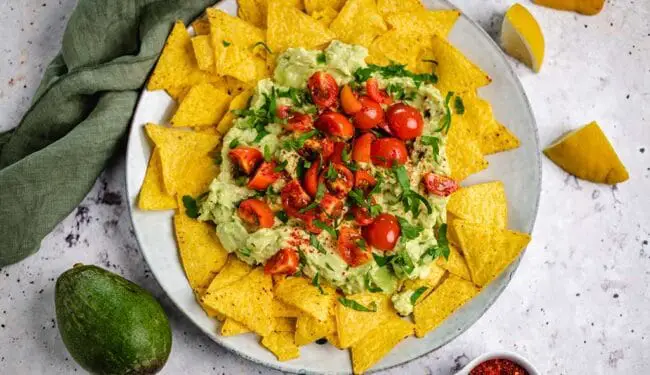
[392,250,415,275]
[282,130,319,151]
[253,41,273,54]
[391,165,433,217]
[397,216,423,240]
[300,183,326,213]
[296,159,311,179]
[338,297,377,312]
[436,91,454,134]
[372,253,395,267]
[364,273,383,293]
[410,286,429,305]
[312,272,326,294]
[314,220,337,239]
[222,40,231,47]
[317,53,327,64]
[454,95,465,115]
[182,195,200,219]
[421,135,440,159]
[228,138,240,149]
[354,63,437,87]
[424,224,450,261]
[274,160,288,172]
[275,211,289,223]
[310,233,327,254]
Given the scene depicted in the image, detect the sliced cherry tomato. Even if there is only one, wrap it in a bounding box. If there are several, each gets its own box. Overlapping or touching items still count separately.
[319,163,354,198]
[318,193,344,221]
[228,146,263,175]
[340,85,362,115]
[354,170,377,191]
[329,142,349,164]
[301,137,334,161]
[366,78,392,105]
[247,161,280,190]
[264,248,299,275]
[308,72,339,109]
[286,113,313,133]
[362,213,400,251]
[386,103,424,140]
[277,105,291,119]
[302,213,323,234]
[422,173,459,197]
[315,111,355,140]
[370,137,409,167]
[353,96,385,130]
[377,120,393,136]
[238,199,275,229]
[337,227,372,267]
[351,132,375,163]
[281,180,312,218]
[303,159,321,197]
[351,205,374,226]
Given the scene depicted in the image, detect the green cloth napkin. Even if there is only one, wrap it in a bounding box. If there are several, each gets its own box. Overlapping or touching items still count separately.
[0,0,217,266]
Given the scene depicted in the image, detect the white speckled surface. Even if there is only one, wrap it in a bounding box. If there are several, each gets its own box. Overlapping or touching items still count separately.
[0,1,649,374]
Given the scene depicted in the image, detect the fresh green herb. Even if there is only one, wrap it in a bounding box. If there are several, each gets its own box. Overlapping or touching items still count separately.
[300,183,326,213]
[274,160,288,172]
[436,91,454,134]
[356,238,367,249]
[420,135,440,158]
[410,287,429,305]
[424,224,450,261]
[310,233,327,254]
[312,272,326,295]
[392,250,415,275]
[421,59,438,65]
[296,159,312,179]
[253,41,273,54]
[263,145,272,161]
[364,273,383,293]
[325,163,338,180]
[341,147,351,163]
[297,248,307,272]
[232,88,280,143]
[278,87,312,106]
[354,63,438,87]
[348,189,382,218]
[239,247,252,257]
[397,216,423,240]
[386,83,416,101]
[282,130,319,151]
[454,95,465,115]
[182,195,200,219]
[314,220,337,239]
[325,263,335,271]
[372,253,395,267]
[234,176,248,186]
[392,164,432,217]
[338,297,377,312]
[214,153,223,165]
[222,40,231,47]
[316,53,327,64]
[229,138,240,149]
[275,211,289,223]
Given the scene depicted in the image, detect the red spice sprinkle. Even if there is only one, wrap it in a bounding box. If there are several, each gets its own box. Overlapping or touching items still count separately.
[469,359,529,375]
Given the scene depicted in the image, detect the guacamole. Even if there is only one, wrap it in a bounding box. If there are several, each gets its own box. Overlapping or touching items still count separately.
[198,41,453,315]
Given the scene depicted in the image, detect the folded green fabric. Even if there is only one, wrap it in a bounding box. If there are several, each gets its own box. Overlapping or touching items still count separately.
[0,0,217,266]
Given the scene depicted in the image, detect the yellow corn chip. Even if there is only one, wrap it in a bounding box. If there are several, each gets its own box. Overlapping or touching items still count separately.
[274,317,296,332]
[170,83,232,127]
[311,7,339,27]
[351,316,414,374]
[191,35,215,72]
[330,0,387,48]
[403,262,447,297]
[453,220,531,286]
[544,121,628,184]
[221,318,251,336]
[274,277,336,322]
[435,244,472,282]
[203,268,274,336]
[304,0,346,14]
[294,313,336,346]
[377,0,423,16]
[272,299,302,318]
[138,148,177,210]
[198,296,224,320]
[238,0,304,28]
[166,86,191,102]
[261,331,300,361]
[367,30,425,71]
[217,88,252,134]
[175,153,219,198]
[326,331,344,349]
[267,0,336,54]
[446,115,488,181]
[481,121,521,154]
[336,293,394,348]
[385,10,460,39]
[192,17,210,35]
[203,255,253,295]
[173,214,228,292]
[448,181,508,228]
[414,275,478,337]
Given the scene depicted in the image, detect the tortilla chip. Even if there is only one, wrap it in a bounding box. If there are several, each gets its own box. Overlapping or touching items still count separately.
[447,181,508,228]
[197,295,224,320]
[261,331,300,361]
[238,0,304,28]
[170,83,232,127]
[403,262,447,297]
[175,153,219,198]
[138,148,177,210]
[351,316,414,374]
[203,255,253,295]
[144,124,221,195]
[482,121,521,154]
[191,17,210,35]
[453,220,531,286]
[203,268,274,336]
[294,313,336,346]
[446,115,488,181]
[330,0,387,48]
[435,244,472,282]
[367,30,425,71]
[414,275,479,337]
[336,293,394,348]
[376,0,423,16]
[173,213,228,292]
[385,10,460,39]
[191,35,215,72]
[311,7,339,27]
[221,318,251,336]
[326,331,344,349]
[304,0,346,14]
[274,277,336,322]
[272,299,302,318]
[267,0,336,54]
[273,317,296,332]
[166,86,191,102]
[427,34,491,95]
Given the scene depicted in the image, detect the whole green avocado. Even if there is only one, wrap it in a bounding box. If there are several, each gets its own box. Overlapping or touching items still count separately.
[55,264,172,375]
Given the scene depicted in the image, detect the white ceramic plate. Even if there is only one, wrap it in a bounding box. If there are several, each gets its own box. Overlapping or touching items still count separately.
[125,0,541,373]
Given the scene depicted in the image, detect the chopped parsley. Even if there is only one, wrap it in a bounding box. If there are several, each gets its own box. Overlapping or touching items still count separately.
[410,286,429,305]
[386,83,416,101]
[424,224,450,261]
[310,233,327,254]
[222,40,231,47]
[182,195,200,218]
[314,219,337,239]
[312,272,326,294]
[282,130,320,151]
[228,138,240,149]
[420,135,440,159]
[364,273,383,293]
[316,52,327,64]
[436,91,454,134]
[392,250,415,275]
[263,145,272,161]
[275,210,289,223]
[454,95,465,115]
[213,153,223,165]
[273,160,288,172]
[348,189,382,217]
[338,297,377,312]
[372,253,395,267]
[392,164,432,217]
[354,63,438,88]
[301,183,326,213]
[239,247,252,257]
[325,163,338,180]
[396,216,423,240]
[253,41,273,54]
[296,159,312,179]
[278,87,312,107]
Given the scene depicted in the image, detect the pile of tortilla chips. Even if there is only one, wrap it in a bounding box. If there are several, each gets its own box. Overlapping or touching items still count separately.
[137,0,532,373]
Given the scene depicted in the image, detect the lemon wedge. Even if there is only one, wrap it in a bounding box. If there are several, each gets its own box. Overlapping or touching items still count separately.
[533,0,605,16]
[544,121,629,185]
[500,3,545,72]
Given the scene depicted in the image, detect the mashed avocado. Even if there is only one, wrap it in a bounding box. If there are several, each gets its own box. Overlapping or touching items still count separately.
[198,41,451,313]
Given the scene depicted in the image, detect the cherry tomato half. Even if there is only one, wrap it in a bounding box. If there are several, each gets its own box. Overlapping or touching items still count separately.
[276,105,291,119]
[351,132,376,163]
[318,193,344,221]
[303,159,321,197]
[300,137,334,161]
[315,111,355,140]
[386,103,424,140]
[354,169,377,191]
[422,173,459,197]
[286,113,313,133]
[264,248,299,275]
[353,96,385,130]
[329,141,349,164]
[281,180,312,218]
[238,199,275,229]
[366,78,392,105]
[247,161,280,190]
[228,146,263,175]
[351,205,375,226]
[308,72,339,109]
[319,163,354,198]
[340,85,362,115]
[370,137,409,167]
[337,227,372,267]
[363,213,400,251]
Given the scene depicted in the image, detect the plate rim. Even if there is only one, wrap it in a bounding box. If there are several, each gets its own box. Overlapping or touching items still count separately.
[124,0,542,373]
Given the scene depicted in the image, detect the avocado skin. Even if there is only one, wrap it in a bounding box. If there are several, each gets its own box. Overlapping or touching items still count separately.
[55,265,172,375]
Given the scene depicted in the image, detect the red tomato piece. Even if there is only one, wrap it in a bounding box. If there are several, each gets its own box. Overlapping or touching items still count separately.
[329,141,348,164]
[302,213,323,234]
[315,111,355,140]
[277,105,291,119]
[386,103,424,140]
[351,205,374,226]
[363,213,400,251]
[351,132,376,163]
[238,199,275,229]
[354,170,377,191]
[422,173,459,197]
[340,85,362,115]
[247,161,280,190]
[319,163,354,198]
[337,227,372,267]
[307,72,339,109]
[366,78,392,105]
[370,137,409,167]
[228,146,263,175]
[353,96,385,130]
[286,113,313,133]
[281,180,312,218]
[303,160,321,197]
[301,137,334,161]
[318,193,344,221]
[264,248,299,275]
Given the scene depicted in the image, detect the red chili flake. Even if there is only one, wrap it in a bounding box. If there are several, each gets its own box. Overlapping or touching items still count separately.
[469,359,529,375]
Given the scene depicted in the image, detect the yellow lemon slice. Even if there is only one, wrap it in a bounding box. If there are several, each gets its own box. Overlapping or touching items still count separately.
[533,0,605,16]
[544,121,629,185]
[500,3,545,72]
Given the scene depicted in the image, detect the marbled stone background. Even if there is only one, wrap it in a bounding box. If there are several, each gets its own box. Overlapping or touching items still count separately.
[1,0,648,374]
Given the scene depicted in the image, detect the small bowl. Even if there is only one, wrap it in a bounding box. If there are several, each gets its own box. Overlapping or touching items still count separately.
[455,351,540,375]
